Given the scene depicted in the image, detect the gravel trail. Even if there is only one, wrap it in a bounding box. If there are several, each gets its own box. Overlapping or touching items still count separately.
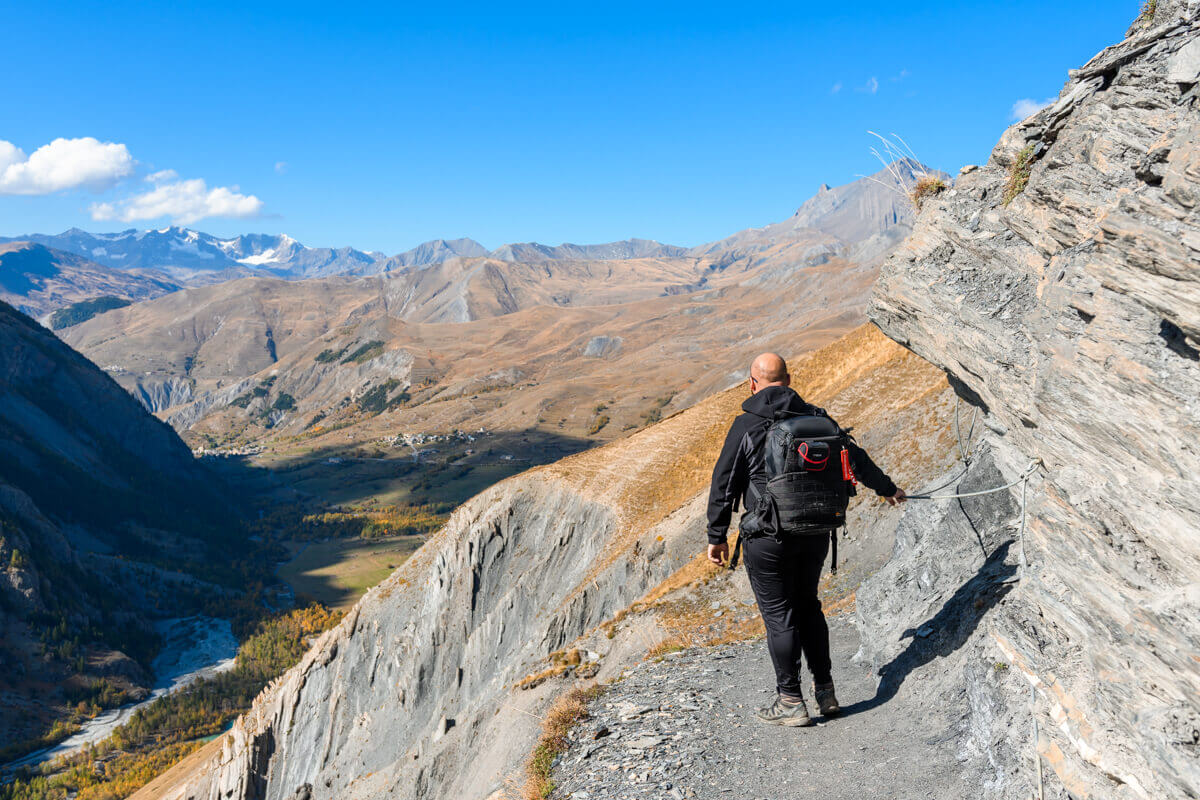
[553,618,968,800]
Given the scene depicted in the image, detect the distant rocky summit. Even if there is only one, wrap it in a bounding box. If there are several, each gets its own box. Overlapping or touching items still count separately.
[869,3,1200,796]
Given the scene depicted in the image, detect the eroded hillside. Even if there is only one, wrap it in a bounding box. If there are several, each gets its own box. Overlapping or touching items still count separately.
[133,323,959,800]
[0,242,178,319]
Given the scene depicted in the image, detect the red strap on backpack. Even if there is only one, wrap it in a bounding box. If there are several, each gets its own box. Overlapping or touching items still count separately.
[797,442,829,468]
[840,447,857,485]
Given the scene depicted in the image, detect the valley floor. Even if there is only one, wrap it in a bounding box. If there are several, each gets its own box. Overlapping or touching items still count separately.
[553,618,968,800]
[276,535,426,610]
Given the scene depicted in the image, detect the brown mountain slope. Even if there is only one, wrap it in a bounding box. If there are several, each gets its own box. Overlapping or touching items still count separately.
[62,275,381,412]
[0,242,179,319]
[67,258,875,511]
[357,254,710,323]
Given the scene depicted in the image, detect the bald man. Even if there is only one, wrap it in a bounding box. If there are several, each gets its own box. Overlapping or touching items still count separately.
[706,352,905,727]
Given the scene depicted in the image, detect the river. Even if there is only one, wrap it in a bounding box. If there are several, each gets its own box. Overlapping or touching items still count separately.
[5,616,239,771]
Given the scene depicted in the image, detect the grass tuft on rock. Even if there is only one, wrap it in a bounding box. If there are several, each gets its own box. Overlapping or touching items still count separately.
[520,685,605,800]
[1003,144,1037,205]
[909,175,947,209]
[1136,0,1157,27]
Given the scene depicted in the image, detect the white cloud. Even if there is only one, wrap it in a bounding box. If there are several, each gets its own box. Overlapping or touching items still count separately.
[0,141,23,169]
[0,137,135,195]
[1011,97,1055,120]
[145,168,178,183]
[274,161,288,174]
[830,82,842,94]
[889,69,910,82]
[856,76,879,94]
[91,178,263,225]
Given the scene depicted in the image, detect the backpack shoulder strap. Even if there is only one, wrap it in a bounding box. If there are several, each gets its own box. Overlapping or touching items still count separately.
[730,480,765,570]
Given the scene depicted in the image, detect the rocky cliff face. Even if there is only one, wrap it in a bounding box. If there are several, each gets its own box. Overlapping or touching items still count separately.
[866,5,1200,797]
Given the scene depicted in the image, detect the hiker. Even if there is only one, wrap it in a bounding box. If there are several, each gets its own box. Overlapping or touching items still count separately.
[706,352,906,726]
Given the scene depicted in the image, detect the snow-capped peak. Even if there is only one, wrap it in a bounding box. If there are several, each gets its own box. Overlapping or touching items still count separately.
[237,248,280,265]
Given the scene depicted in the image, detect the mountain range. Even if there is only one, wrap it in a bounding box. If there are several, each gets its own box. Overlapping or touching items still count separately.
[60,164,930,449]
[0,228,687,285]
[0,159,940,308]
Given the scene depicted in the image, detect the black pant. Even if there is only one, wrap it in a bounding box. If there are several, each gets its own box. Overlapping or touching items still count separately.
[742,533,832,697]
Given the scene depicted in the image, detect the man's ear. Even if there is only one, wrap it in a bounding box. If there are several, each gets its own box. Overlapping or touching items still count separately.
[782,374,791,387]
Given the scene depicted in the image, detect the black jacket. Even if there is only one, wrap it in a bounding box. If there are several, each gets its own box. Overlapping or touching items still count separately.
[706,386,898,545]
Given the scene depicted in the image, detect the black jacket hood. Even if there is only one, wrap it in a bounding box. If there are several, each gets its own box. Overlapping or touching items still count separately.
[740,385,809,420]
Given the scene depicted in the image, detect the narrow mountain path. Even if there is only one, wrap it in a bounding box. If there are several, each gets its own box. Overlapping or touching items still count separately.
[553,617,968,800]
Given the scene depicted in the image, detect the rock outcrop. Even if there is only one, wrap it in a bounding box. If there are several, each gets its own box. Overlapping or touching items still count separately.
[866,4,1200,797]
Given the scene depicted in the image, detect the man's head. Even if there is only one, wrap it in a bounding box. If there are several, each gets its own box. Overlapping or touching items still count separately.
[750,352,789,394]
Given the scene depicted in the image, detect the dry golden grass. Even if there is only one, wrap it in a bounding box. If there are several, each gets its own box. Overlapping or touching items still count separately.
[551,648,583,666]
[515,664,573,691]
[909,175,947,209]
[647,609,766,659]
[1136,0,1157,28]
[641,550,726,605]
[543,323,949,597]
[515,649,588,689]
[517,685,605,800]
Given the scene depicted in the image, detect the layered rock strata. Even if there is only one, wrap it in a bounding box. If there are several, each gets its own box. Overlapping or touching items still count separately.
[867,5,1200,797]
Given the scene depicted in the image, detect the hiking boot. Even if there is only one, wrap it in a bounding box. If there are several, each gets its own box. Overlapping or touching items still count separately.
[754,695,813,727]
[813,681,841,717]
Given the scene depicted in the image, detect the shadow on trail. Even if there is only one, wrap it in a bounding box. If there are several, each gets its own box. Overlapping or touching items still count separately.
[839,540,1016,718]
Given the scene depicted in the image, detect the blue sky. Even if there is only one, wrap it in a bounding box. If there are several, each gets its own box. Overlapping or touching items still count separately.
[2,0,1136,253]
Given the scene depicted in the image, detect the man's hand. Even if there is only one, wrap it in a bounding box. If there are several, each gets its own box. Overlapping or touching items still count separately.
[707,542,729,566]
[886,488,908,506]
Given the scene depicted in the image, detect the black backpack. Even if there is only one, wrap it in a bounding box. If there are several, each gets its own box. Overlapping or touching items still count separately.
[733,409,857,570]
